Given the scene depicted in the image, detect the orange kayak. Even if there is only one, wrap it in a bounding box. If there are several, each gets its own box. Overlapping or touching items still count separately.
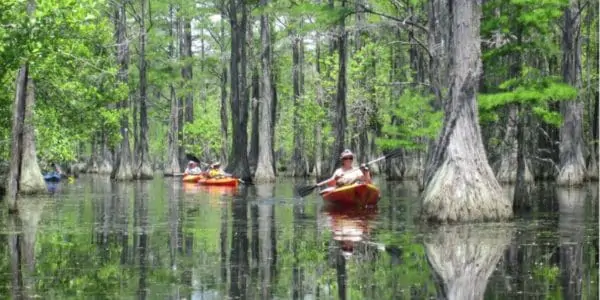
[320,183,380,206]
[182,174,204,182]
[197,177,239,187]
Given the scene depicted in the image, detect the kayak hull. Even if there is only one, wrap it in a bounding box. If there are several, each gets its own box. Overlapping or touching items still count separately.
[182,174,204,182]
[320,183,380,206]
[197,177,239,187]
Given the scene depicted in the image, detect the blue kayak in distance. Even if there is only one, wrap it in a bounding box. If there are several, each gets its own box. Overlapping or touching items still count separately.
[43,172,62,182]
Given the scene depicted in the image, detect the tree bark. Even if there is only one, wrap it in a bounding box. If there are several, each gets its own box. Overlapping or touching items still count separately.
[495,105,533,183]
[176,12,185,169]
[7,69,46,210]
[180,16,193,165]
[219,9,229,164]
[557,0,587,186]
[6,0,44,211]
[587,92,599,179]
[556,187,586,300]
[425,224,514,299]
[111,0,134,181]
[225,0,252,181]
[291,22,307,177]
[248,22,259,172]
[513,104,532,210]
[420,0,512,223]
[135,0,153,180]
[328,0,348,175]
[314,32,324,178]
[183,19,194,126]
[163,5,181,176]
[254,1,276,183]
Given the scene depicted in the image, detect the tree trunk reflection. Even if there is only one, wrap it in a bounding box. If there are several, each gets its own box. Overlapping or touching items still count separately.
[229,186,249,299]
[257,183,275,299]
[168,177,180,271]
[425,224,513,300]
[556,187,586,300]
[9,197,45,299]
[135,181,150,299]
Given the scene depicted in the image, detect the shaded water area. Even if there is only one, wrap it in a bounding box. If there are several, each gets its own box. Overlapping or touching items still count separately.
[0,175,597,299]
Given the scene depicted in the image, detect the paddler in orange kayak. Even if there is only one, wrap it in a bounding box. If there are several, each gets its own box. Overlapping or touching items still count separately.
[322,149,372,192]
[183,161,203,175]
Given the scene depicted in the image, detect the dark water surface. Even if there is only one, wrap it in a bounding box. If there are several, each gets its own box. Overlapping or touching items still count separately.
[0,175,597,299]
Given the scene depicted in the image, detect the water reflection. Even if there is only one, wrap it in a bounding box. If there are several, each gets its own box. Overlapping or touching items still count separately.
[556,187,586,300]
[8,197,46,299]
[229,186,249,299]
[321,206,378,258]
[425,224,514,300]
[0,177,596,299]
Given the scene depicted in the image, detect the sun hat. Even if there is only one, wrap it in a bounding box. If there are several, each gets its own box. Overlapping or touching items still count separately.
[340,149,354,159]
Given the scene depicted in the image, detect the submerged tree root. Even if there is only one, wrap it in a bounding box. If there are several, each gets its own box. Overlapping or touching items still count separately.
[420,158,512,223]
[425,223,514,300]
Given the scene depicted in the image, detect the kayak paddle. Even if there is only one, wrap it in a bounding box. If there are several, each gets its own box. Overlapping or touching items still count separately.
[295,147,404,198]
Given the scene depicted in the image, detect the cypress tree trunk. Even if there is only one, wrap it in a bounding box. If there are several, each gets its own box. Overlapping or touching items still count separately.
[225,0,252,181]
[135,0,153,180]
[7,0,45,211]
[291,24,307,178]
[219,7,229,164]
[557,0,587,186]
[111,0,134,181]
[420,0,512,223]
[254,0,276,183]
[314,30,324,178]
[328,0,348,175]
[496,105,533,183]
[163,4,181,176]
[248,20,259,172]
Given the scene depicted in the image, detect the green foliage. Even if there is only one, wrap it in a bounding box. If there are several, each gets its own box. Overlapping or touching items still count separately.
[479,71,577,127]
[0,0,122,162]
[182,101,223,160]
[378,89,442,151]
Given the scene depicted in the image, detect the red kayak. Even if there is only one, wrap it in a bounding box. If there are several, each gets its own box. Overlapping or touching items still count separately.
[319,183,380,206]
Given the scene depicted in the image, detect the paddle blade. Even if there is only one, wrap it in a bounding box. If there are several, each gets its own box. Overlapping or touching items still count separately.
[383,148,404,160]
[185,153,201,163]
[296,184,318,197]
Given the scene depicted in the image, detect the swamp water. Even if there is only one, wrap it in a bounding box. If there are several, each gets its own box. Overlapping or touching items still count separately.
[0,175,597,299]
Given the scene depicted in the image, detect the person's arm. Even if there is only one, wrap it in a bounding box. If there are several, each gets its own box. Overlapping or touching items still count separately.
[326,169,342,187]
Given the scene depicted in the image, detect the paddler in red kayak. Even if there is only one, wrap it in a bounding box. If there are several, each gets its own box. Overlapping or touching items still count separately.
[322,149,372,192]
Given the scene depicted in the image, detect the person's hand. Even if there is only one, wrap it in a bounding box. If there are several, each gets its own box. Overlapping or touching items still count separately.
[334,174,342,180]
[360,163,369,173]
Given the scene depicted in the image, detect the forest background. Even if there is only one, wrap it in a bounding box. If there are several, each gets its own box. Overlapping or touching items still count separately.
[0,0,597,190]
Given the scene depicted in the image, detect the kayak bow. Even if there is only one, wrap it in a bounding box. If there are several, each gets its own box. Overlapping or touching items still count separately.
[320,183,380,206]
[197,177,239,187]
[182,174,204,182]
